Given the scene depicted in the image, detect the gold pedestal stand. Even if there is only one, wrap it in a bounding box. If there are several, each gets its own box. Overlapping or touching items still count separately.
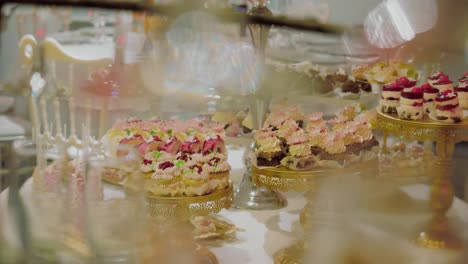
[144,185,233,264]
[253,162,376,264]
[146,184,233,219]
[371,109,468,249]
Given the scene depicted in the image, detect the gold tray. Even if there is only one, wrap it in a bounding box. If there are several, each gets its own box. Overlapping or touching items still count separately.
[252,160,377,193]
[372,109,468,142]
[145,184,233,218]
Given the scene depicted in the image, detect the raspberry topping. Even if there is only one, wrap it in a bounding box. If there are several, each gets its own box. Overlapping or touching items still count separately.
[398,76,409,83]
[436,104,459,111]
[382,82,403,91]
[178,152,191,162]
[143,159,153,165]
[439,75,449,82]
[436,90,457,102]
[429,71,444,80]
[208,157,221,166]
[189,165,203,174]
[158,161,174,170]
[411,87,423,93]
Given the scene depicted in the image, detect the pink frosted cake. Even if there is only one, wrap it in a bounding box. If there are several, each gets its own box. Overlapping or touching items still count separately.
[434,90,462,123]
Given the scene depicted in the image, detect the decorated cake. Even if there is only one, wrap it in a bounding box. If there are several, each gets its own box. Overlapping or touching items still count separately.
[397,87,424,120]
[101,118,231,196]
[380,82,403,113]
[454,73,468,110]
[421,83,438,114]
[434,89,462,123]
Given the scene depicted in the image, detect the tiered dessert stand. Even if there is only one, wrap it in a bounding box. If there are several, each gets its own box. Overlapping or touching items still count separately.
[253,161,377,264]
[371,109,468,249]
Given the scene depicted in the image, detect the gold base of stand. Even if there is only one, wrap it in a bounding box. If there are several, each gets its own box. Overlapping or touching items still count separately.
[415,208,462,250]
[274,241,305,264]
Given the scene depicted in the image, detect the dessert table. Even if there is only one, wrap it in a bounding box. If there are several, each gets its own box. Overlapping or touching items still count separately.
[1,147,468,263]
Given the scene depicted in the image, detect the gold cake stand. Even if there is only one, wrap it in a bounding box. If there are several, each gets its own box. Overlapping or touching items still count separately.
[253,161,377,264]
[371,109,468,249]
[145,184,234,219]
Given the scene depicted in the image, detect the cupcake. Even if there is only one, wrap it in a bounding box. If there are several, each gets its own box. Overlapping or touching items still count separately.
[380,81,403,113]
[254,128,285,167]
[432,75,453,91]
[276,119,299,140]
[181,164,212,196]
[421,83,438,114]
[434,90,462,123]
[203,156,231,190]
[397,87,424,120]
[285,128,311,158]
[304,112,325,129]
[146,161,181,196]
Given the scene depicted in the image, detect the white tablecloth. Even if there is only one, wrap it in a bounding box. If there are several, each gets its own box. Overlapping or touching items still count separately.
[2,147,468,263]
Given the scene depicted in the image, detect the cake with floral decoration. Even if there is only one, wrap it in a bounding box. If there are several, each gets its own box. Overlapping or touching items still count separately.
[397,87,424,120]
[434,90,462,123]
[421,83,438,114]
[454,73,468,110]
[102,118,231,196]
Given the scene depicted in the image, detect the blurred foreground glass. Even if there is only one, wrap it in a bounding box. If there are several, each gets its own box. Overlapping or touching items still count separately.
[84,145,147,263]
